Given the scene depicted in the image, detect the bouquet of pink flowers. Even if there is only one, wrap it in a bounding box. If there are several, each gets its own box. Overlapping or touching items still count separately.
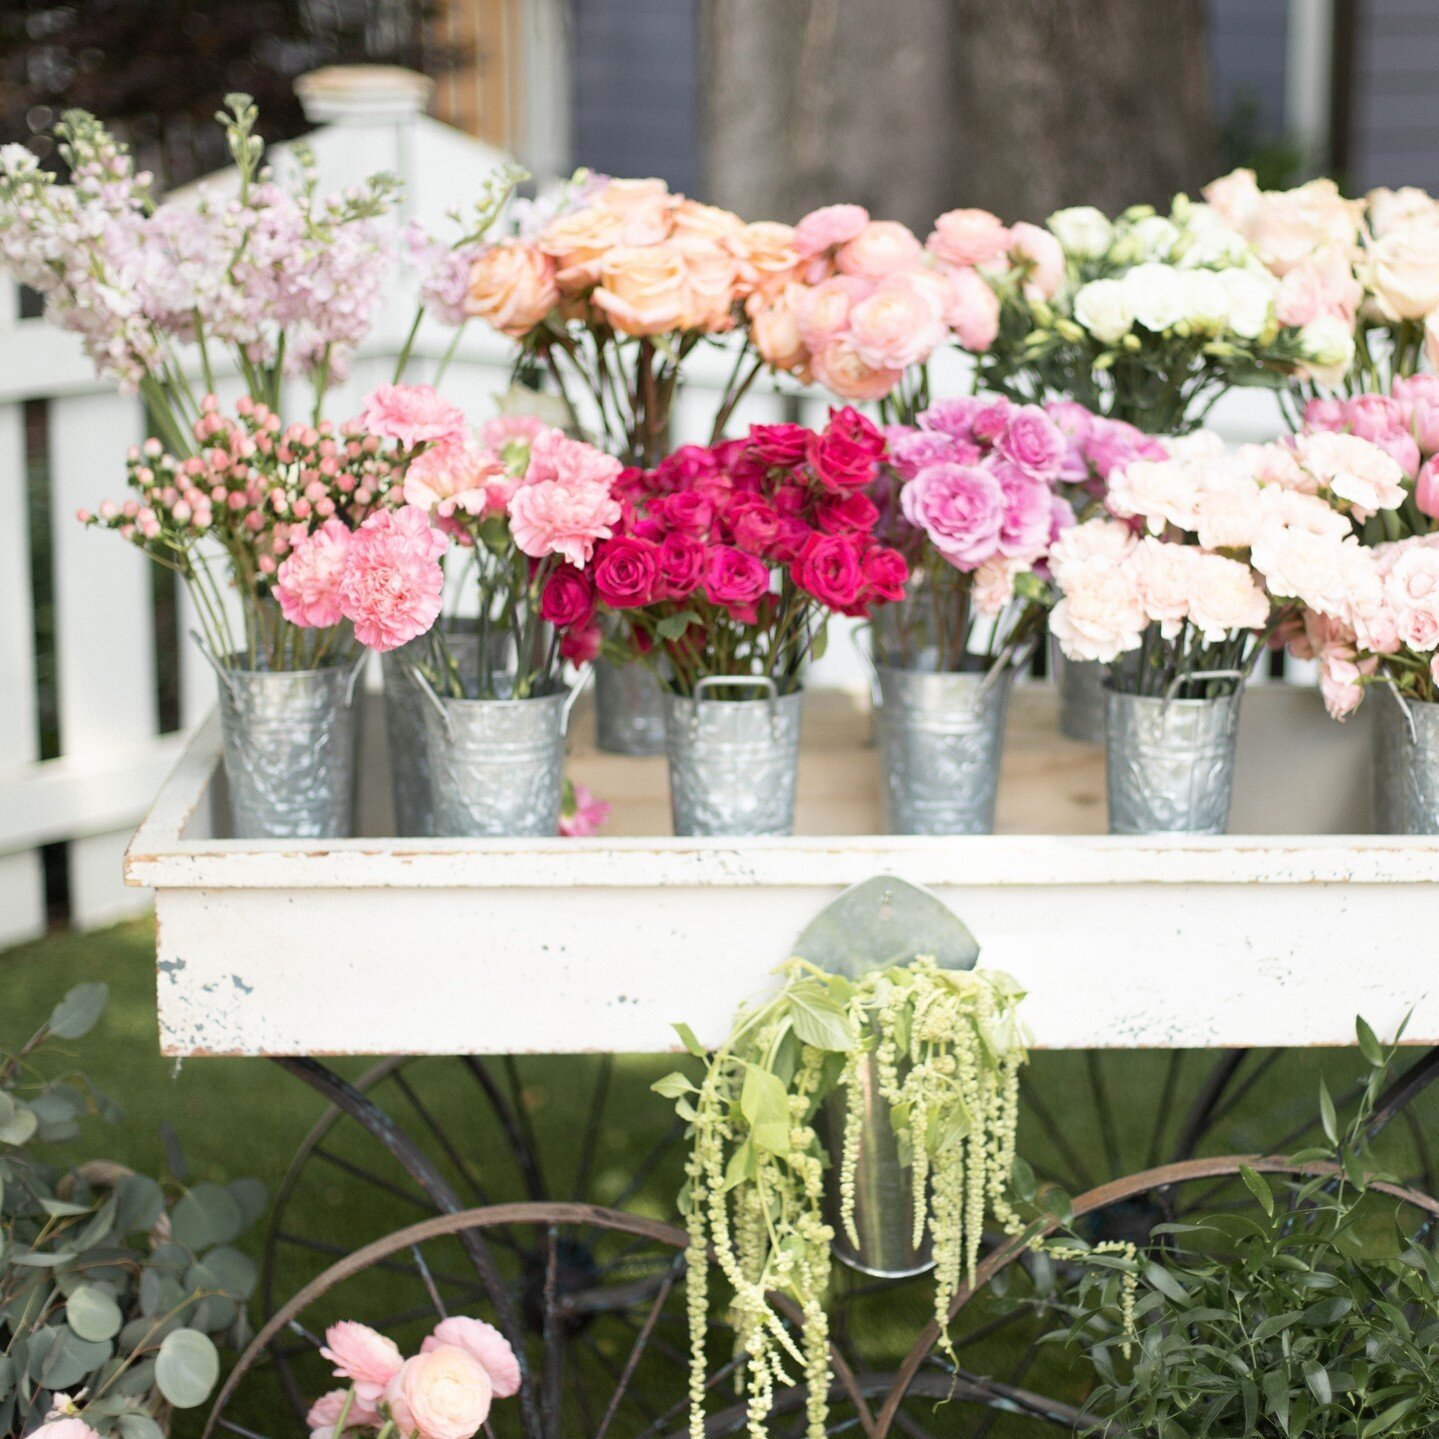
[577,410,908,694]
[873,396,1079,672]
[310,1316,519,1439]
[77,389,432,670]
[277,396,624,698]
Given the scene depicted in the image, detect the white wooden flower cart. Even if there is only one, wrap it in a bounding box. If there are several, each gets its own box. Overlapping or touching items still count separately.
[130,681,1439,1439]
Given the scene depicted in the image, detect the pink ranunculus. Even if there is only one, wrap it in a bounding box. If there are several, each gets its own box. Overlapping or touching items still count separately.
[1009,221,1065,301]
[385,1346,492,1439]
[509,479,621,567]
[793,532,865,613]
[808,337,900,402]
[1417,455,1439,519]
[792,203,870,258]
[835,220,923,281]
[308,1387,380,1439]
[404,442,513,519]
[900,462,1005,571]
[275,518,352,629]
[702,544,770,617]
[846,276,946,371]
[539,564,597,629]
[941,266,1001,352]
[593,536,661,608]
[337,507,449,654]
[996,405,1066,480]
[559,781,611,838]
[320,1322,405,1406]
[926,209,1012,269]
[360,385,468,451]
[423,1317,522,1400]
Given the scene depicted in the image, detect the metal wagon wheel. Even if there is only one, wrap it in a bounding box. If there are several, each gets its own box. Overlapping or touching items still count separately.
[1019,1041,1439,1248]
[260,1056,688,1416]
[214,1202,884,1439]
[867,1152,1439,1439]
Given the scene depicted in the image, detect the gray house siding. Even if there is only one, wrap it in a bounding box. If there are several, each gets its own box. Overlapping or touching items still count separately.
[1209,0,1290,137]
[1348,0,1439,192]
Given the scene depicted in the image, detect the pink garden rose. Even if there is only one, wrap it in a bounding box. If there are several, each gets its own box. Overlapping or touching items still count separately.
[793,532,864,612]
[337,507,449,653]
[275,518,352,629]
[899,462,1005,571]
[320,1322,404,1406]
[422,1317,521,1399]
[384,1346,492,1439]
[360,385,467,451]
[996,405,1065,480]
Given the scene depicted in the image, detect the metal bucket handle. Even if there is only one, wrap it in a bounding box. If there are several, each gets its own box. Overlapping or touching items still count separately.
[341,647,368,706]
[560,664,593,736]
[690,674,783,740]
[192,630,238,699]
[981,633,1039,696]
[851,622,881,707]
[1378,674,1419,743]
[1161,668,1245,709]
[407,659,457,742]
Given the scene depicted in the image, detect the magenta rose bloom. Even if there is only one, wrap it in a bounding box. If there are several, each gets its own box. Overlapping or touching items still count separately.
[560,621,602,664]
[996,404,1065,480]
[771,516,814,562]
[899,462,1004,571]
[653,445,719,493]
[816,490,879,535]
[702,544,770,620]
[862,545,910,605]
[726,496,783,555]
[593,535,660,608]
[748,422,811,466]
[657,531,706,598]
[539,564,596,629]
[661,489,716,536]
[807,407,886,491]
[794,532,865,613]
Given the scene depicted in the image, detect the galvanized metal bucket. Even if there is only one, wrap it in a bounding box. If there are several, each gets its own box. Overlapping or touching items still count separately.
[210,650,366,839]
[594,656,668,756]
[414,668,585,838]
[1051,638,1107,744]
[1104,680,1243,835]
[874,663,1014,835]
[1392,692,1439,835]
[664,676,803,836]
[1371,683,1407,833]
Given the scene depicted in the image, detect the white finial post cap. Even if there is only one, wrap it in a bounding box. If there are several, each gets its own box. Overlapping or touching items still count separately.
[295,65,434,124]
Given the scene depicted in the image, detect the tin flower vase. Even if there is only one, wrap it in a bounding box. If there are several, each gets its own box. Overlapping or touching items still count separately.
[874,663,1014,835]
[664,677,803,836]
[209,650,367,839]
[594,655,668,756]
[1104,683,1243,835]
[413,666,584,838]
[1393,694,1439,835]
[1371,685,1407,833]
[1051,638,1107,744]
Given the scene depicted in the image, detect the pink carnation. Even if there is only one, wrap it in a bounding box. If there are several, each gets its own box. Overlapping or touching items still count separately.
[404,443,513,519]
[478,414,545,454]
[509,479,622,566]
[338,507,449,653]
[522,427,625,492]
[275,518,352,629]
[558,782,612,838]
[360,385,468,450]
[423,1317,522,1399]
[320,1322,404,1407]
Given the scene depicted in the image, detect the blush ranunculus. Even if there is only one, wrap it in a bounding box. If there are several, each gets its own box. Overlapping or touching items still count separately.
[835,220,923,281]
[926,208,1012,268]
[465,243,559,338]
[593,536,661,608]
[899,463,1005,571]
[360,385,467,451]
[307,1386,380,1439]
[320,1321,404,1406]
[275,518,352,629]
[422,1317,522,1400]
[385,1346,492,1439]
[809,338,900,402]
[338,507,450,653]
[942,266,1001,352]
[846,276,946,371]
[792,203,870,258]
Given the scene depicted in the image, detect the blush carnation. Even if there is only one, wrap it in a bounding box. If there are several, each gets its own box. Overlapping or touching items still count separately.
[338,507,449,653]
[509,479,622,566]
[360,385,467,450]
[275,518,352,629]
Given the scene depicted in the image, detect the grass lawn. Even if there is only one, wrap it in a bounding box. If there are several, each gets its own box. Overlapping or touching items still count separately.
[3,917,1426,1438]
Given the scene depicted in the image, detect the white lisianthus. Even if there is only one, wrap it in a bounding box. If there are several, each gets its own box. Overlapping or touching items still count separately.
[1073,277,1134,343]
[1298,314,1356,387]
[1180,269,1232,333]
[1127,215,1182,261]
[1047,206,1113,260]
[1217,268,1274,339]
[1122,262,1186,333]
[1176,204,1253,269]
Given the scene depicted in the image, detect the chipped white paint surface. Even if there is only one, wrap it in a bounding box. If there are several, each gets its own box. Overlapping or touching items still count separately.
[128,687,1439,1057]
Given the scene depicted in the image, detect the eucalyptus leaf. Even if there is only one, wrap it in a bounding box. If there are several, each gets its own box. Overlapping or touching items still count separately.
[170,1182,242,1252]
[116,1414,165,1439]
[0,1100,38,1148]
[67,1286,123,1342]
[47,983,109,1040]
[154,1329,219,1408]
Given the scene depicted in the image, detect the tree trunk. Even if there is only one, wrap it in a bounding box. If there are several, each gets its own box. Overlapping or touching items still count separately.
[702,0,1214,227]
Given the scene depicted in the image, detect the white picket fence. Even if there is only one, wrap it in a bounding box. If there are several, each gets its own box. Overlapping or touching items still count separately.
[0,91,1296,947]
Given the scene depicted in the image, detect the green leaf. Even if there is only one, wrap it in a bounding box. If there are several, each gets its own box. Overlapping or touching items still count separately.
[654,611,699,641]
[170,1182,242,1252]
[116,1415,165,1439]
[226,1178,267,1230]
[48,982,109,1040]
[0,1096,38,1148]
[67,1286,123,1342]
[1355,1016,1384,1067]
[1319,1078,1338,1146]
[154,1329,219,1408]
[722,1139,757,1192]
[1241,1165,1275,1218]
[673,1023,706,1058]
[113,1175,165,1236]
[1361,1397,1417,1437]
[651,1072,695,1100]
[739,1064,791,1155]
[1010,1156,1037,1203]
[787,983,856,1053]
[1143,1262,1190,1306]
[0,1356,13,1401]
[1301,1359,1332,1405]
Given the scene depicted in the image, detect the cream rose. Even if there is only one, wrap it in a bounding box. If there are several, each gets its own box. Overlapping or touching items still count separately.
[1364,214,1439,321]
[592,243,688,336]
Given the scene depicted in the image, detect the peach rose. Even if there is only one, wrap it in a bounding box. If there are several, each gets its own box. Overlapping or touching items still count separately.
[1009,221,1064,301]
[730,221,800,302]
[1364,214,1439,321]
[847,275,946,371]
[536,205,632,288]
[926,208,1012,269]
[748,292,809,372]
[385,1347,492,1439]
[670,199,744,250]
[681,249,740,332]
[466,243,559,337]
[592,243,688,335]
[1202,169,1263,235]
[809,337,901,401]
[835,220,923,281]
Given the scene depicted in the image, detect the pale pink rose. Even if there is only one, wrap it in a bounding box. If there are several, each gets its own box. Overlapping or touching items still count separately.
[1048,516,1137,589]
[1364,213,1439,321]
[361,386,468,451]
[385,1347,492,1439]
[1384,544,1439,652]
[1187,552,1270,641]
[508,480,621,566]
[748,292,809,372]
[1249,178,1362,275]
[320,1322,405,1406]
[275,519,352,629]
[809,337,901,402]
[404,443,513,519]
[522,427,624,493]
[941,266,1001,351]
[1129,537,1194,635]
[1009,221,1065,301]
[971,554,1026,616]
[338,508,450,654]
[1202,169,1263,235]
[1106,457,1203,535]
[423,1317,522,1398]
[1366,185,1439,238]
[308,1387,380,1439]
[846,276,946,370]
[1050,566,1147,663]
[592,243,689,336]
[558,782,611,838]
[730,221,800,301]
[792,204,870,258]
[466,243,560,338]
[835,220,923,281]
[794,275,874,351]
[926,208,1011,269]
[1296,431,1407,515]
